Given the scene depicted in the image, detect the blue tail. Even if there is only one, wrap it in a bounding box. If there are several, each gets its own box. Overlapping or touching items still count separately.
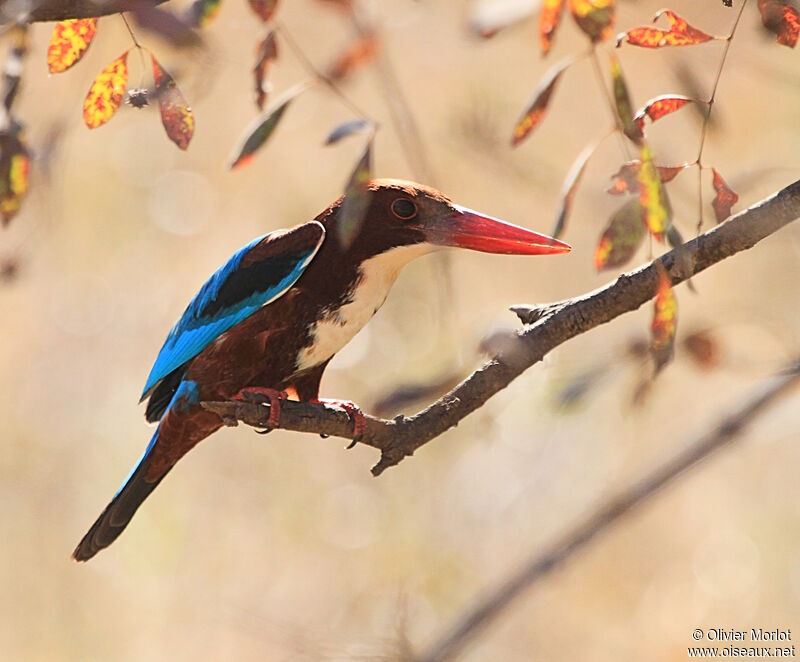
[73,429,169,562]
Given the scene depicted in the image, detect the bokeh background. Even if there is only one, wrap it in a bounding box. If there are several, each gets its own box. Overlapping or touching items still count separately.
[2,0,800,659]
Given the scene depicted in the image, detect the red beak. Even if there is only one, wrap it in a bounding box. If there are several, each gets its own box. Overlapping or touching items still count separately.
[420,204,571,256]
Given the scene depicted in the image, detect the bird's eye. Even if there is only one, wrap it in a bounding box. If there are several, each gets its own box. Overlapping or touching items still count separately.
[391,197,418,221]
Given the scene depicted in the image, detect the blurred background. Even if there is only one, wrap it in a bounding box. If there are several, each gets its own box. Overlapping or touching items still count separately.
[1,0,799,659]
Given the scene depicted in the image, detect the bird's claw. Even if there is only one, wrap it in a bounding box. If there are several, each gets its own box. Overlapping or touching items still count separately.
[312,398,366,444]
[232,387,288,429]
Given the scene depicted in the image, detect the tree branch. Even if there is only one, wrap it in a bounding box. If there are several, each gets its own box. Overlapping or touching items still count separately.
[202,177,800,476]
[414,355,800,662]
[1,0,167,23]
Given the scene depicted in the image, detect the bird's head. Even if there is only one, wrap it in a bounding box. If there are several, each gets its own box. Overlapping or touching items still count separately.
[326,179,571,263]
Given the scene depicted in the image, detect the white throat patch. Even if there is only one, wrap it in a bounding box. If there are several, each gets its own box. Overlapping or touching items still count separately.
[295,243,433,371]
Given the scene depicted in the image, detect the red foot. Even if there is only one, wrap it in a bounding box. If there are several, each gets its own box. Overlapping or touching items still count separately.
[311,398,366,440]
[233,387,288,429]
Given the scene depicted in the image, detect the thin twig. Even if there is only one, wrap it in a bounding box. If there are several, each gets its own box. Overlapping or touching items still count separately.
[203,177,800,476]
[694,0,749,232]
[414,357,800,662]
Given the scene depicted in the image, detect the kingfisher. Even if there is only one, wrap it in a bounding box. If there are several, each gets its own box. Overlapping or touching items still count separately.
[73,179,570,561]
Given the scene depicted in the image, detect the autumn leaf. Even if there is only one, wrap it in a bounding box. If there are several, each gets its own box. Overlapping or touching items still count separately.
[47,18,98,73]
[83,51,129,129]
[594,199,646,271]
[0,132,29,226]
[151,56,194,150]
[338,139,373,248]
[757,0,800,47]
[326,35,378,81]
[325,118,370,145]
[568,0,615,43]
[683,330,720,370]
[711,167,738,223]
[651,265,677,373]
[553,140,598,238]
[248,0,279,22]
[637,143,671,240]
[607,160,687,195]
[511,58,572,147]
[186,0,221,27]
[618,9,719,48]
[254,30,278,110]
[540,0,565,55]
[609,53,642,142]
[229,82,310,169]
[633,94,696,130]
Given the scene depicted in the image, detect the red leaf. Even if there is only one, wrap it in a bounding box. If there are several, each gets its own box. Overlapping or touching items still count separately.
[633,94,695,130]
[618,9,719,48]
[710,167,738,223]
[248,0,279,22]
[325,35,378,81]
[757,0,800,47]
[594,199,646,271]
[540,0,565,54]
[511,58,572,146]
[151,56,194,150]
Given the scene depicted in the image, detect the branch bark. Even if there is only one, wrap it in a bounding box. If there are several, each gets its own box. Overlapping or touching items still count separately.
[1,0,167,23]
[414,356,800,662]
[203,177,800,476]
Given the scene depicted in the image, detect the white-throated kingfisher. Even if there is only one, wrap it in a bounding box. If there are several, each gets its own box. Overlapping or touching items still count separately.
[73,179,570,561]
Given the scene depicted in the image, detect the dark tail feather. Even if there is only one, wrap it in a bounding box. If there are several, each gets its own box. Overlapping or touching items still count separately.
[73,429,170,562]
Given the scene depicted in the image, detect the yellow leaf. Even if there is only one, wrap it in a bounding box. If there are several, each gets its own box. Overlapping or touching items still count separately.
[47,18,98,74]
[83,52,129,129]
[637,143,670,240]
[651,265,677,372]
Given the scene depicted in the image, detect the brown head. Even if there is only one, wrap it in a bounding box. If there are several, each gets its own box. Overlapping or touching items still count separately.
[320,178,571,262]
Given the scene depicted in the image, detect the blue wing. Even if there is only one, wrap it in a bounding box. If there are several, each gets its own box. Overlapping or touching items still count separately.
[140,221,325,400]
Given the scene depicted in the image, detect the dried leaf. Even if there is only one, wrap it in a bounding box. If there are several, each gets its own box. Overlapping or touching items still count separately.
[607,160,687,195]
[609,52,642,142]
[338,139,373,248]
[637,143,671,240]
[682,330,720,370]
[711,167,738,223]
[540,0,565,54]
[326,35,378,81]
[47,18,98,73]
[325,118,370,145]
[568,0,615,43]
[651,265,677,373]
[757,0,800,47]
[0,132,29,225]
[511,58,571,147]
[594,199,646,271]
[83,51,129,129]
[187,0,221,27]
[553,140,597,238]
[151,56,194,150]
[618,9,718,48]
[229,83,308,169]
[248,0,279,22]
[633,94,695,131]
[254,30,278,110]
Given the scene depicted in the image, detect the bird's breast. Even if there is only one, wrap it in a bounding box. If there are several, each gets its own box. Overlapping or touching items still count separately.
[294,245,428,371]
